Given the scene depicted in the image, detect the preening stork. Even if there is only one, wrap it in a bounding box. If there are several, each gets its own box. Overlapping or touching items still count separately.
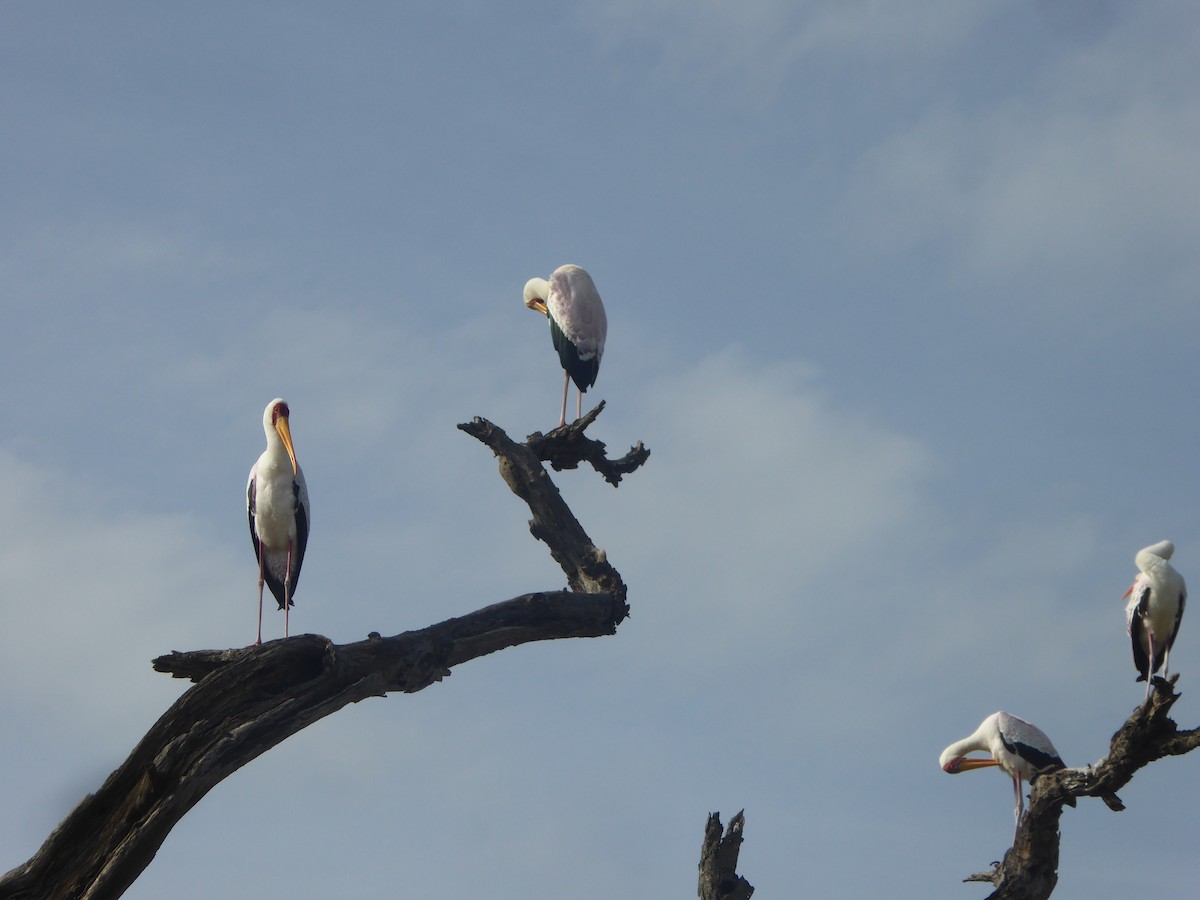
[1124,540,1187,699]
[940,711,1069,829]
[523,264,607,428]
[247,398,310,645]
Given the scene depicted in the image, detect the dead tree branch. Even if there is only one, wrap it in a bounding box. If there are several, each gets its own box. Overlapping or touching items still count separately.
[0,412,646,900]
[966,675,1200,899]
[522,401,651,487]
[698,810,754,900]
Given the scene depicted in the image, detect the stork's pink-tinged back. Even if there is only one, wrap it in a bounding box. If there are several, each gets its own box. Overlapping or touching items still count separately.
[247,398,310,645]
[524,264,607,428]
[1124,540,1186,699]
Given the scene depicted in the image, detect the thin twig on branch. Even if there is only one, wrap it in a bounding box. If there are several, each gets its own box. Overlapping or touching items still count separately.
[521,401,651,487]
[966,675,1200,899]
[698,810,754,900]
[0,413,647,900]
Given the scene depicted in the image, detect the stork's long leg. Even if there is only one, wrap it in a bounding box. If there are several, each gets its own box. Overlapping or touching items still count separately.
[284,539,293,639]
[256,548,266,646]
[1010,774,1025,841]
[558,369,570,428]
[576,387,582,422]
[1145,634,1158,700]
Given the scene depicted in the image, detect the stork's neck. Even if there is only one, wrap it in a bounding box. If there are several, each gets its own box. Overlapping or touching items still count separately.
[1137,551,1176,585]
[939,729,988,768]
[260,434,293,477]
[524,278,548,307]
[947,733,986,758]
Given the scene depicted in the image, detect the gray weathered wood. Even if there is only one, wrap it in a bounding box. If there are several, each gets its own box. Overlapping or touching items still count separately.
[966,675,1200,899]
[698,810,754,900]
[0,410,646,900]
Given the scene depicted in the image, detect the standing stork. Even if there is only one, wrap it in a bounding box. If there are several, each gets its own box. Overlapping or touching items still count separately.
[247,398,310,644]
[523,264,607,428]
[1124,540,1186,699]
[940,711,1069,831]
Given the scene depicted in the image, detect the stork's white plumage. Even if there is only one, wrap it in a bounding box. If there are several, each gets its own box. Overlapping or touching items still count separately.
[523,264,607,428]
[940,711,1068,829]
[1124,540,1186,699]
[247,398,310,645]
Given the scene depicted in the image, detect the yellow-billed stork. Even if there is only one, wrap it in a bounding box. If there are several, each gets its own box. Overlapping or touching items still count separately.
[940,711,1068,828]
[523,264,607,428]
[247,398,310,645]
[1125,540,1186,699]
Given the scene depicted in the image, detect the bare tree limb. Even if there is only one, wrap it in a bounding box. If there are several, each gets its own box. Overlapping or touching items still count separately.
[458,408,640,603]
[520,401,651,487]
[966,675,1200,899]
[0,413,646,900]
[698,810,754,900]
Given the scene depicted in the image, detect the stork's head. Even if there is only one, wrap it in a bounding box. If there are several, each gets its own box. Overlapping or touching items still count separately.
[263,398,299,475]
[523,277,549,316]
[1141,540,1175,562]
[939,746,999,775]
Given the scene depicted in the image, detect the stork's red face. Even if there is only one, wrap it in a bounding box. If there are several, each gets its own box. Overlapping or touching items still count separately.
[271,403,299,475]
[943,756,999,774]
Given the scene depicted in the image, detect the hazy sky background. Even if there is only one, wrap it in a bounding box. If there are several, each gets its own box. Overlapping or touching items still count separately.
[2,2,1199,897]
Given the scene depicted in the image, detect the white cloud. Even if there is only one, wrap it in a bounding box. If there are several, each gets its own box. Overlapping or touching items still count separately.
[837,18,1200,323]
[617,344,932,607]
[0,452,242,725]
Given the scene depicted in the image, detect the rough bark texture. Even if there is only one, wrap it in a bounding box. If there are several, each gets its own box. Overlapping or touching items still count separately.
[698,811,754,900]
[965,675,1200,899]
[521,400,650,487]
[0,409,647,900]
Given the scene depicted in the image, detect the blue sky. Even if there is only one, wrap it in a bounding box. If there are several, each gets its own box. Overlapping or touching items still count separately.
[2,2,1199,897]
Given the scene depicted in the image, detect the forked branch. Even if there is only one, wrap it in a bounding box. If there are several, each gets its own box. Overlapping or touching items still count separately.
[0,413,646,900]
[698,810,754,900]
[519,401,650,487]
[967,676,1200,899]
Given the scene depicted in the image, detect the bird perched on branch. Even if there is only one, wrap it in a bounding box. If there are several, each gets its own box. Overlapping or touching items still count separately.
[1124,540,1186,699]
[247,398,310,644]
[523,264,607,428]
[940,711,1069,830]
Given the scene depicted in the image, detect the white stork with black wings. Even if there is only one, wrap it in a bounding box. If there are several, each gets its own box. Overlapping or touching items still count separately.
[523,264,607,428]
[247,398,310,645]
[940,711,1071,829]
[1125,540,1186,699]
